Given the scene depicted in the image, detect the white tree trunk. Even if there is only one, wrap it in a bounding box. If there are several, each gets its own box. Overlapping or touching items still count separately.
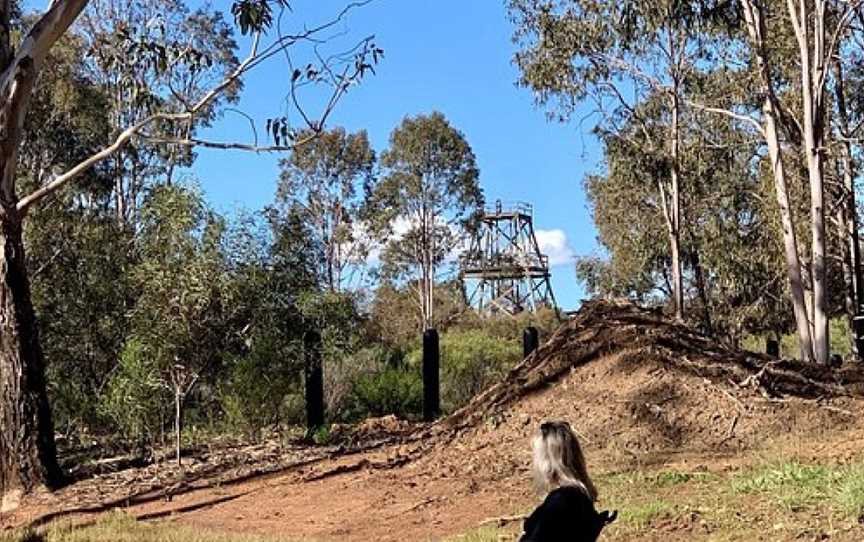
[834,60,863,356]
[764,97,815,361]
[669,88,684,321]
[790,0,829,363]
[740,0,815,361]
[174,389,182,466]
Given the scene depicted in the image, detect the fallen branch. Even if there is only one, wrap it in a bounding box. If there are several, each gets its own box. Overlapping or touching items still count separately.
[736,361,781,390]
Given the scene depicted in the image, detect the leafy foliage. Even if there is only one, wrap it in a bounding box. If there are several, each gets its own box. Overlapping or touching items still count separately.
[277,127,376,291]
[99,339,168,446]
[345,366,423,420]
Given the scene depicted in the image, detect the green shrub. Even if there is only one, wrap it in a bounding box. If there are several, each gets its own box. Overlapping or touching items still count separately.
[98,339,168,448]
[836,463,864,519]
[325,345,393,418]
[742,317,853,359]
[732,461,837,510]
[406,329,521,412]
[310,424,332,445]
[218,337,303,440]
[344,367,423,420]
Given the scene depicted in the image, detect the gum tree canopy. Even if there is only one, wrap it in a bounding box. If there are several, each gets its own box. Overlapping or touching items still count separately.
[0,0,380,508]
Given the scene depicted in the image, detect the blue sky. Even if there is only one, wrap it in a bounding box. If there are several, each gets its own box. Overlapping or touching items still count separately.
[190,0,603,310]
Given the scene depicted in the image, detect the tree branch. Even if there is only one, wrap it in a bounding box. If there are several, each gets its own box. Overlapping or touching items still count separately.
[138,133,315,153]
[16,4,378,213]
[686,100,765,135]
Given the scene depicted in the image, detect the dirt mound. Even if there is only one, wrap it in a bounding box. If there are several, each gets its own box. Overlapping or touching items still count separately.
[439,300,863,436]
[399,300,864,487]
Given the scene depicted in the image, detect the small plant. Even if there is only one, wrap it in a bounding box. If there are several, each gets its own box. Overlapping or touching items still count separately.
[835,463,864,520]
[625,500,674,528]
[310,425,332,445]
[649,471,711,487]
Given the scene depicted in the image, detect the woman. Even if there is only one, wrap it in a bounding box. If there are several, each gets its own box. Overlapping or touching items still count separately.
[520,421,616,542]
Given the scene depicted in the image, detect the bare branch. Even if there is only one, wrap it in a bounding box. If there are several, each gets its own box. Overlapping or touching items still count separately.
[17,113,171,213]
[820,0,864,94]
[223,108,260,147]
[138,133,316,152]
[686,100,765,135]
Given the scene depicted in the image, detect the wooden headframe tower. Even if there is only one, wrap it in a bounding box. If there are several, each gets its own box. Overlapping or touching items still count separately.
[461,200,557,315]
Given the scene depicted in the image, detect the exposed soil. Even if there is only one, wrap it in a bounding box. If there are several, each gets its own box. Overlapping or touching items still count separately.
[4,301,864,541]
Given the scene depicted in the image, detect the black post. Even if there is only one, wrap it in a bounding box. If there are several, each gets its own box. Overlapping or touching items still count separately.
[854,316,864,361]
[766,339,780,358]
[423,328,440,422]
[304,329,324,431]
[523,326,539,358]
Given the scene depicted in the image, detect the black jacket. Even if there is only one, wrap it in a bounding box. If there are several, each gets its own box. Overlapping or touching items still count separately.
[519,486,617,542]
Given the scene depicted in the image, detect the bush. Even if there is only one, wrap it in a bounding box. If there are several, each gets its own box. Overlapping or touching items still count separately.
[98,339,169,448]
[742,317,854,359]
[325,345,393,417]
[343,367,423,420]
[218,337,303,440]
[406,329,521,413]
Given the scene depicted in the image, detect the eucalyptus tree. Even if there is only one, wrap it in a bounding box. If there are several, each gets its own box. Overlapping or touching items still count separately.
[828,28,864,355]
[0,0,379,504]
[78,0,240,225]
[578,92,792,342]
[276,127,376,292]
[17,29,125,436]
[699,0,864,363]
[125,185,228,465]
[831,57,861,354]
[369,112,481,331]
[508,0,732,321]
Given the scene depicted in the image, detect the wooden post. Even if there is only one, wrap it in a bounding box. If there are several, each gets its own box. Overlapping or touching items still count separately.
[304,329,324,431]
[523,326,539,358]
[766,339,780,358]
[854,316,864,362]
[423,328,440,421]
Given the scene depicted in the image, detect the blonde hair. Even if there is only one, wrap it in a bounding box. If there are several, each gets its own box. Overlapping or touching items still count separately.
[531,421,598,501]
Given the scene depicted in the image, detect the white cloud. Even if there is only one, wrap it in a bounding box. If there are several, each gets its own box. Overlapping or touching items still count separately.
[535,229,575,267]
[361,215,414,266]
[363,215,467,266]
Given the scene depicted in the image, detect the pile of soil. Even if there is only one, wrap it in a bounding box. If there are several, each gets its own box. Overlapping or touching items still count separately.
[433,299,864,453]
[387,300,864,513]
